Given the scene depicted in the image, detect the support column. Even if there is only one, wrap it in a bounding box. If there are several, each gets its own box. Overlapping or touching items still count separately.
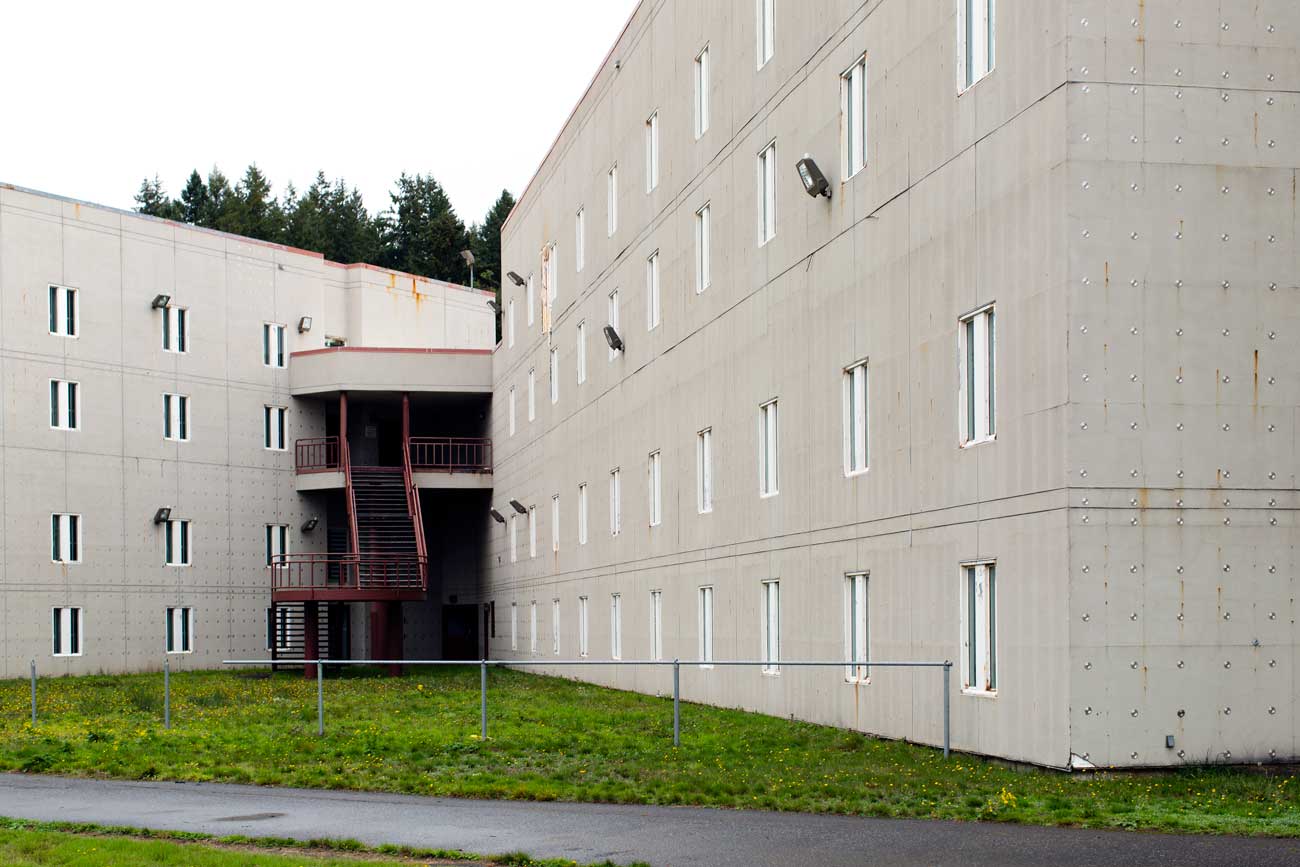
[386,601,404,677]
[370,602,386,661]
[303,601,320,679]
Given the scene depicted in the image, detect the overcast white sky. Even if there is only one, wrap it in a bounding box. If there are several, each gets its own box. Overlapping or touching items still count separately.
[0,0,639,223]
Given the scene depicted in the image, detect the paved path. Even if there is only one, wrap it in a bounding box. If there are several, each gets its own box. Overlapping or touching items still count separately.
[1,774,1297,866]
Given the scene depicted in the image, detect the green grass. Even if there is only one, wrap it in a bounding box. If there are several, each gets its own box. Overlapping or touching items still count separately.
[0,817,634,866]
[1,668,1297,837]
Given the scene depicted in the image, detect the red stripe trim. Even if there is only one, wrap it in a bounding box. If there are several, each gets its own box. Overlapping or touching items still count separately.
[290,346,493,358]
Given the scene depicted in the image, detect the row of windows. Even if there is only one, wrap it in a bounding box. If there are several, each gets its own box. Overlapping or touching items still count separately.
[503,2,997,350]
[498,561,999,694]
[47,287,291,368]
[51,605,195,656]
[48,517,289,567]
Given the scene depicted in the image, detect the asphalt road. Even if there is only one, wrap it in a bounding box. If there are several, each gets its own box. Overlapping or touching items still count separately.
[0,774,1296,866]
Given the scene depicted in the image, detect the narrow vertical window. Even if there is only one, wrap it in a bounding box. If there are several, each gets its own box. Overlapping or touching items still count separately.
[51,514,81,563]
[165,519,191,566]
[50,379,79,430]
[527,274,535,326]
[762,580,780,674]
[697,428,713,513]
[530,601,538,654]
[578,595,590,657]
[698,586,714,667]
[960,0,996,91]
[609,468,622,536]
[578,483,589,545]
[845,572,869,681]
[756,0,775,67]
[607,290,621,360]
[576,321,587,384]
[758,140,778,244]
[162,306,188,352]
[843,361,869,475]
[509,513,518,563]
[263,323,286,368]
[958,305,996,445]
[52,607,82,656]
[610,593,623,659]
[645,111,660,193]
[549,347,559,404]
[695,203,711,292]
[510,602,518,651]
[163,393,190,442]
[264,406,287,450]
[962,562,998,692]
[646,250,660,330]
[528,505,537,558]
[551,494,560,553]
[552,599,561,655]
[49,285,78,338]
[648,450,662,527]
[759,399,779,497]
[694,47,710,138]
[575,207,586,273]
[265,524,288,566]
[507,298,516,347]
[166,607,193,654]
[508,386,517,436]
[607,165,618,236]
[650,590,663,661]
[842,55,868,178]
[544,242,558,306]
[527,368,536,421]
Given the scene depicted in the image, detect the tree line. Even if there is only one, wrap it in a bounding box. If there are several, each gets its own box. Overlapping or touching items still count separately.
[134,166,513,294]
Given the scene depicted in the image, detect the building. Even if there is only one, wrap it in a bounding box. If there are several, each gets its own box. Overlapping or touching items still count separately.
[0,181,496,677]
[484,0,1299,769]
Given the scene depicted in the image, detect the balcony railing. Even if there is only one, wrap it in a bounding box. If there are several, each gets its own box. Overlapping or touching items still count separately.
[408,437,492,473]
[272,553,426,594]
[295,437,341,473]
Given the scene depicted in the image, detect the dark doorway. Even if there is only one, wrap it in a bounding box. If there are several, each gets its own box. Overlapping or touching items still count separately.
[327,603,351,660]
[442,604,480,660]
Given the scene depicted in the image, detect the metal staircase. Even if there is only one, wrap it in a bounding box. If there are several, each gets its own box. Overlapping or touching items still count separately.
[350,467,423,587]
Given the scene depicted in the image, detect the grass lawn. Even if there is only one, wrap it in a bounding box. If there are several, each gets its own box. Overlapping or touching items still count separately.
[0,667,1297,837]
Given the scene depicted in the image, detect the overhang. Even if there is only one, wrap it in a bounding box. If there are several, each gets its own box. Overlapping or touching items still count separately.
[290,347,493,397]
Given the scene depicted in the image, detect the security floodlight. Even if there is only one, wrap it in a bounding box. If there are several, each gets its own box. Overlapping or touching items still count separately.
[460,249,476,266]
[488,300,501,313]
[603,325,624,352]
[489,508,506,524]
[152,507,172,524]
[301,516,319,532]
[151,294,171,309]
[796,155,831,199]
[298,315,313,334]
[507,271,526,287]
[509,499,528,515]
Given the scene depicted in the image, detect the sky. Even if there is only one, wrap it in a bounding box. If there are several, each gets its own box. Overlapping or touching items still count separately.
[0,0,640,224]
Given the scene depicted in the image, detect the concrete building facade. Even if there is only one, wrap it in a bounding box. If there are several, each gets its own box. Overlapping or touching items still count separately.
[484,0,1299,769]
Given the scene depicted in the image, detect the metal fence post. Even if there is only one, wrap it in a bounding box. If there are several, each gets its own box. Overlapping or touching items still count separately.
[316,661,324,736]
[672,659,680,747]
[942,661,951,759]
[480,660,488,740]
[30,660,36,726]
[164,658,171,730]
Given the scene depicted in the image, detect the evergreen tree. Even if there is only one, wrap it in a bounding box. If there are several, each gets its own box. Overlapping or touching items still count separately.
[378,173,469,282]
[324,179,380,265]
[178,170,210,225]
[221,164,285,241]
[469,189,515,291]
[134,175,183,221]
[205,168,235,229]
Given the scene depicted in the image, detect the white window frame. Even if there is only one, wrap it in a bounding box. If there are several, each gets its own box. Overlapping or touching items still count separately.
[694,46,710,138]
[551,494,560,553]
[841,54,868,179]
[166,606,194,654]
[648,450,662,527]
[607,290,621,360]
[264,405,287,451]
[510,602,518,651]
[576,321,587,384]
[609,468,622,536]
[761,579,780,674]
[844,572,870,682]
[697,428,713,513]
[843,360,869,476]
[758,140,777,245]
[509,513,518,563]
[961,561,998,694]
[51,513,81,564]
[958,304,996,446]
[526,274,535,326]
[646,250,660,330]
[549,347,559,404]
[507,298,516,347]
[552,598,561,655]
[163,393,190,442]
[162,305,188,353]
[958,0,996,92]
[50,379,79,431]
[265,523,289,567]
[645,111,660,193]
[759,398,779,497]
[527,367,536,422]
[508,386,517,436]
[698,585,714,668]
[756,0,775,68]
[575,207,586,273]
[607,165,618,236]
[578,595,590,657]
[610,593,623,659]
[165,519,191,566]
[650,590,663,661]
[578,482,589,545]
[49,284,79,338]
[263,322,286,368]
[695,203,711,292]
[528,505,537,558]
[530,601,539,654]
[52,606,82,657]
